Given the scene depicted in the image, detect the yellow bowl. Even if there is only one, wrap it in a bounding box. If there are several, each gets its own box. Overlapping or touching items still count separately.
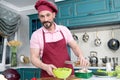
[53,67,72,79]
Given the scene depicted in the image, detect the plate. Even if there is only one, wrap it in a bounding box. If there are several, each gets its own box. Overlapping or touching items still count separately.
[20,55,30,64]
[20,55,25,63]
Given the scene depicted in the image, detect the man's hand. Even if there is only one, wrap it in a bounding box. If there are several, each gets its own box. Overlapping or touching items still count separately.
[44,64,57,77]
[78,56,89,67]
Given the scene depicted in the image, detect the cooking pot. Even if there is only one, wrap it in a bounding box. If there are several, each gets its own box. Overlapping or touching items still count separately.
[107,30,120,51]
[88,51,98,66]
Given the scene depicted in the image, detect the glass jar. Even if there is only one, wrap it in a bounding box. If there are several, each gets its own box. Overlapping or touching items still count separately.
[10,46,17,67]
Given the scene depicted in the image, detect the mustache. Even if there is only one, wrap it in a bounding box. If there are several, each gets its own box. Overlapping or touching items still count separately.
[43,21,51,24]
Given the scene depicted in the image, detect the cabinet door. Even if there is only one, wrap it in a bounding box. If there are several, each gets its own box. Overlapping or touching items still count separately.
[22,69,34,80]
[19,68,40,80]
[75,0,110,17]
[56,0,111,28]
[68,12,120,29]
[56,19,68,26]
[56,1,74,19]
[28,14,41,39]
[110,0,120,12]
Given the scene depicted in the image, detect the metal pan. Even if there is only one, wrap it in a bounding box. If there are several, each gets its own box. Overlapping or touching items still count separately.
[82,32,89,42]
[107,30,120,51]
[94,31,101,46]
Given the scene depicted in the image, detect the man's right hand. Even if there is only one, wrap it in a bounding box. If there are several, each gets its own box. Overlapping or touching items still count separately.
[44,64,57,77]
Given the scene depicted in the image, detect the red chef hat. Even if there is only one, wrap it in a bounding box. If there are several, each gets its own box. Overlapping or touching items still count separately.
[35,0,58,14]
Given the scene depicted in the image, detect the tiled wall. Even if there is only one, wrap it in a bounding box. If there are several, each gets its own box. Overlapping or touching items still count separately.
[70,25,120,66]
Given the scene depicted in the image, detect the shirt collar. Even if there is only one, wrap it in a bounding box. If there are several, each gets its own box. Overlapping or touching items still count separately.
[42,23,60,33]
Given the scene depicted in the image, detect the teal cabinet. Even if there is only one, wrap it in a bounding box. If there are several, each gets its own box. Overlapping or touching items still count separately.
[56,19,68,26]
[74,0,109,17]
[17,68,41,80]
[57,1,74,19]
[111,0,120,12]
[28,0,120,30]
[56,0,120,29]
[28,14,41,38]
[0,68,40,80]
[68,12,120,28]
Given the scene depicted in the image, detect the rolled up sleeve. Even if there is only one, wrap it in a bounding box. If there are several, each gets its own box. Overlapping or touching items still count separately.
[30,32,40,48]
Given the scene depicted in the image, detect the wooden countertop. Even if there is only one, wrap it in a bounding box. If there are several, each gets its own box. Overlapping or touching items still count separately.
[37,75,81,80]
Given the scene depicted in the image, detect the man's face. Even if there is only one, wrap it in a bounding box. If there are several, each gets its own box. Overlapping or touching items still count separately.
[38,11,55,29]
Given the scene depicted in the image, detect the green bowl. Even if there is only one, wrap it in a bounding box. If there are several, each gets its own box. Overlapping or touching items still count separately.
[53,67,72,79]
[75,70,93,79]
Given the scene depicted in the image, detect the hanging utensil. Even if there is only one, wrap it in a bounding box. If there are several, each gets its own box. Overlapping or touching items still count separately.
[72,33,79,42]
[94,31,101,46]
[82,32,89,42]
[107,29,120,51]
[65,60,80,67]
[64,61,74,64]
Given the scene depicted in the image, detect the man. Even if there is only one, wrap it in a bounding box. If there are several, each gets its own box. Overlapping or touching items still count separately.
[30,0,89,78]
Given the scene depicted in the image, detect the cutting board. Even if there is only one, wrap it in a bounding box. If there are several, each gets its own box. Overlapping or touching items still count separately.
[37,75,81,80]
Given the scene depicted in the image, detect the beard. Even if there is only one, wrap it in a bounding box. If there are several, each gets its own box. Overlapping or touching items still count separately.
[42,21,53,29]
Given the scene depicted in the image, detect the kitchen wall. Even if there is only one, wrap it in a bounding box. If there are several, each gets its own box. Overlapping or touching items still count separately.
[70,25,120,66]
[16,9,37,66]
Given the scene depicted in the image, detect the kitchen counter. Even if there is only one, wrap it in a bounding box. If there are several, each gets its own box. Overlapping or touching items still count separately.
[37,75,80,80]
[0,64,37,72]
[82,76,119,80]
[37,76,119,80]
[0,64,107,72]
[74,66,107,70]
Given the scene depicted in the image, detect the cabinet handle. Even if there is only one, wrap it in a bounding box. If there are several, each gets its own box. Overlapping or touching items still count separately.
[70,7,73,13]
[109,0,112,7]
[34,71,36,77]
[87,12,93,16]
